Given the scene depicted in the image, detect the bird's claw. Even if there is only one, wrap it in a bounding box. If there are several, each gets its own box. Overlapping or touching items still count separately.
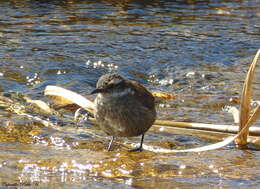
[128,147,143,152]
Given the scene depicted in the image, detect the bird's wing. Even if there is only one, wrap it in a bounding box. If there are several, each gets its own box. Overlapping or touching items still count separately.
[129,80,155,110]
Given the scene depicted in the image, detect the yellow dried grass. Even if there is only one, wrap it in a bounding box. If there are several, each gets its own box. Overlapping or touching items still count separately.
[236,49,260,147]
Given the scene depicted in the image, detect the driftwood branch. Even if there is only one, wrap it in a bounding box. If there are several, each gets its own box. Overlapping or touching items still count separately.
[154,120,260,136]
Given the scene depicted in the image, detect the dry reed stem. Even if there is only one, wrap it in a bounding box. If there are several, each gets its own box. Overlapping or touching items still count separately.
[242,105,260,137]
[154,120,260,136]
[45,85,95,113]
[152,91,215,100]
[24,96,52,114]
[237,49,260,146]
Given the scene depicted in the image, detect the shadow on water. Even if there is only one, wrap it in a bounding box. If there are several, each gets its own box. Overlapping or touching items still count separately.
[0,0,259,188]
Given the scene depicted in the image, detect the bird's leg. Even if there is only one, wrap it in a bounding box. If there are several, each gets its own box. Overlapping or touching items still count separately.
[129,134,145,152]
[107,136,115,151]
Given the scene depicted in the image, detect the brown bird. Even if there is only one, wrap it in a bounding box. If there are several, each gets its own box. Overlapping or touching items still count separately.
[91,73,156,151]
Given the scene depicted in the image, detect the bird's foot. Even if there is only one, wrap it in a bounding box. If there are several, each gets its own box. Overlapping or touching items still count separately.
[128,134,145,152]
[128,146,143,152]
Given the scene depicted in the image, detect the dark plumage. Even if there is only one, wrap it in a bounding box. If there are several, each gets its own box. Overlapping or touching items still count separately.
[91,73,156,151]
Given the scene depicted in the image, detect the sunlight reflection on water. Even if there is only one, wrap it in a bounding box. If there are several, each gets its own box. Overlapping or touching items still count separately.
[0,0,259,188]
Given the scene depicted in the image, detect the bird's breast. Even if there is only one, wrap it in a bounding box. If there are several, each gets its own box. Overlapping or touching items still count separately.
[94,89,155,137]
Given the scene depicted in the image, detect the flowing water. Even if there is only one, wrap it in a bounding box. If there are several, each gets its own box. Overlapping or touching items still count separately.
[0,0,259,188]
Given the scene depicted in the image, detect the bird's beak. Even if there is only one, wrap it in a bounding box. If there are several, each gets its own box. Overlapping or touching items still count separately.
[90,88,104,94]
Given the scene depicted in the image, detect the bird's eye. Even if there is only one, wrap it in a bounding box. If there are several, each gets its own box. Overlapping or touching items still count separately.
[109,78,122,86]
